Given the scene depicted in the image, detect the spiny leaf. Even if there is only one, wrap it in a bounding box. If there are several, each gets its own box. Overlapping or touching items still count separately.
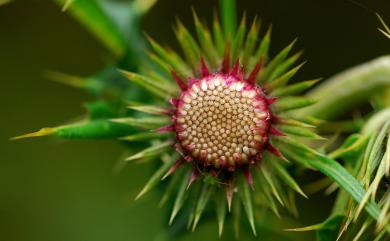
[268,160,307,198]
[260,166,284,206]
[192,183,213,231]
[126,140,173,162]
[252,25,272,72]
[145,35,191,77]
[132,0,158,15]
[265,63,305,91]
[277,118,315,128]
[215,191,227,237]
[120,70,176,99]
[55,0,128,58]
[269,51,303,81]
[261,38,297,82]
[232,195,242,239]
[242,17,260,67]
[279,137,390,234]
[231,14,246,61]
[377,13,390,39]
[111,116,170,129]
[11,127,55,140]
[279,125,324,139]
[135,154,175,200]
[238,178,257,236]
[219,0,237,39]
[13,120,136,140]
[193,10,219,67]
[119,132,168,142]
[175,19,201,71]
[159,167,183,208]
[271,79,320,96]
[128,104,168,115]
[169,169,191,224]
[44,70,87,89]
[212,12,225,56]
[274,97,316,112]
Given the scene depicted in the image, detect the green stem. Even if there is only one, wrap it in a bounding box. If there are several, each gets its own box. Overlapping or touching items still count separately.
[298,56,390,120]
[219,0,237,38]
[362,108,390,134]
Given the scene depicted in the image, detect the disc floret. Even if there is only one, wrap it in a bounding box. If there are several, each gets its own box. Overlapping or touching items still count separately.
[173,66,272,171]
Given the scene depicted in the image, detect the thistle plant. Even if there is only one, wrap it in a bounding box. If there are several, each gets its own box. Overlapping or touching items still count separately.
[13,0,390,240]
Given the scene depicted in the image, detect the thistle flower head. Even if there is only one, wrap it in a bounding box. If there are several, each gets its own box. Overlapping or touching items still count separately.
[118,12,320,236]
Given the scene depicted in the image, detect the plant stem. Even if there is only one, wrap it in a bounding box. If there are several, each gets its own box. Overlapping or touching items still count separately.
[297,56,390,120]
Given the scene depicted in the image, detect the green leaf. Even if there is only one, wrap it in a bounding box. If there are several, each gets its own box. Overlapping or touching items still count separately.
[261,39,297,82]
[242,18,261,67]
[169,169,191,224]
[55,0,128,58]
[191,183,213,231]
[279,125,323,139]
[271,79,320,97]
[119,132,168,142]
[238,178,257,236]
[265,63,305,91]
[193,10,219,68]
[120,70,177,99]
[231,14,246,61]
[12,120,136,140]
[280,137,390,234]
[215,191,227,237]
[219,0,237,39]
[111,116,170,129]
[269,51,303,81]
[316,215,344,241]
[175,20,201,71]
[145,35,192,77]
[126,140,173,162]
[128,104,168,115]
[268,160,307,198]
[135,154,175,200]
[274,97,316,112]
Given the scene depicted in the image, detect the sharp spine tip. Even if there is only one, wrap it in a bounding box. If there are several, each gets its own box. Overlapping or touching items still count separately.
[171,70,188,91]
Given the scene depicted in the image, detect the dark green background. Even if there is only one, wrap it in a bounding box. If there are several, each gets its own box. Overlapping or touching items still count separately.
[1,0,389,241]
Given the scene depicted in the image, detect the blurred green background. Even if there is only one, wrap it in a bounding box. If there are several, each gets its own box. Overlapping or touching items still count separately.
[1,0,390,241]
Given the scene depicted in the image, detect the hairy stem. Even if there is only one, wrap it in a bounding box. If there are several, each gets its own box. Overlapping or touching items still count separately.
[297,56,390,120]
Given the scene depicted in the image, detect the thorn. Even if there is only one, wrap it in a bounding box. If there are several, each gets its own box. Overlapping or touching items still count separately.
[155,125,175,133]
[267,144,288,161]
[11,127,55,140]
[247,57,263,84]
[238,66,246,80]
[226,181,234,212]
[171,70,188,91]
[243,168,254,190]
[187,168,200,189]
[162,158,185,180]
[266,97,278,105]
[270,127,286,136]
[221,40,231,74]
[200,57,210,77]
[231,59,240,76]
[169,98,179,107]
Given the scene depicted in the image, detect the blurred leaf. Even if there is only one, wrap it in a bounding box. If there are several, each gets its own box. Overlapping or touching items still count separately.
[316,215,343,241]
[219,0,237,39]
[299,56,390,120]
[55,0,129,58]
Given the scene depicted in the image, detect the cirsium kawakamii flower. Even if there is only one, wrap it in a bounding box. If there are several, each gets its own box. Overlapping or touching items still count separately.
[118,12,321,236]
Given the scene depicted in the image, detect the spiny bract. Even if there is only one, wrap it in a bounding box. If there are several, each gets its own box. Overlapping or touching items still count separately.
[117,12,320,236]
